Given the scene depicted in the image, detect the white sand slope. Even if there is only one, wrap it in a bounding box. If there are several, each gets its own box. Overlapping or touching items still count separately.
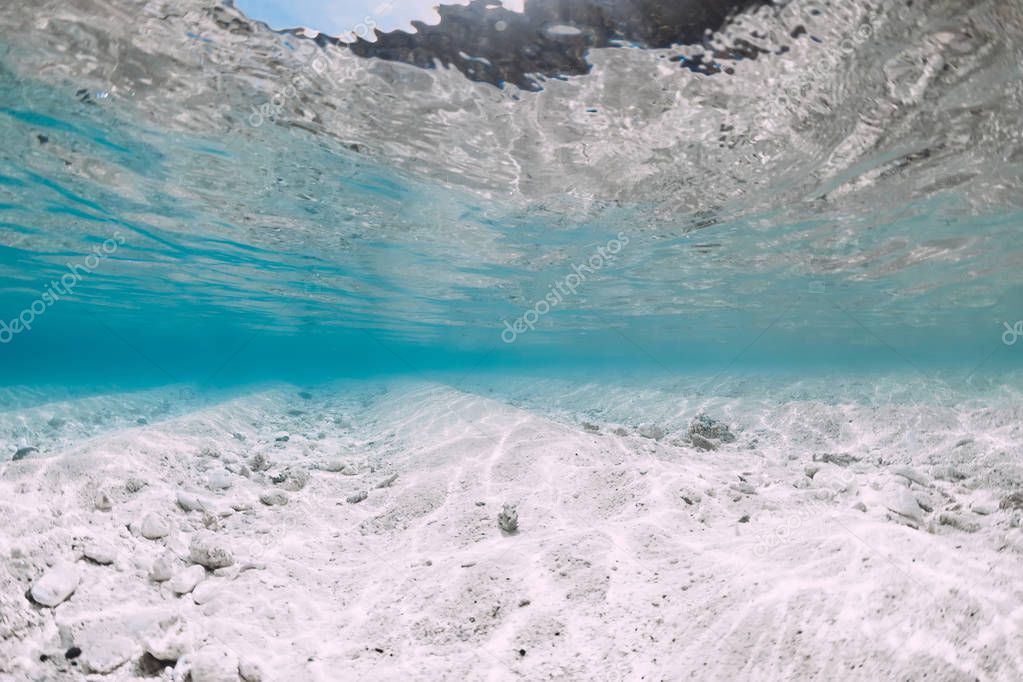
[1,377,1022,681]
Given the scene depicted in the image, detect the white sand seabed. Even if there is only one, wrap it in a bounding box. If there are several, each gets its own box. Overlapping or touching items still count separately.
[1,377,1022,681]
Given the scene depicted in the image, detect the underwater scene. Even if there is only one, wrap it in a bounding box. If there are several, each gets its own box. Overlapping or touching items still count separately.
[0,0,1022,679]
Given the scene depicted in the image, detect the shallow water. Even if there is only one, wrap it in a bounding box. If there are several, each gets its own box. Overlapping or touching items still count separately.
[0,0,1021,389]
[0,6,1022,676]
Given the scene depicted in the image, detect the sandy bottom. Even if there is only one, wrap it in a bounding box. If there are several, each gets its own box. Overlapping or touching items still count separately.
[1,376,1022,681]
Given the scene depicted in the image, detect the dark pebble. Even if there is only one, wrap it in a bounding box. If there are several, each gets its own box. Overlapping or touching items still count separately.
[65,647,81,660]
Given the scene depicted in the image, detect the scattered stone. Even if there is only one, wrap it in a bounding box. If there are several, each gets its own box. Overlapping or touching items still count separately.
[954,438,973,448]
[498,504,519,534]
[638,424,665,440]
[81,635,135,674]
[206,468,233,491]
[125,477,148,493]
[191,579,222,605]
[690,433,718,452]
[12,446,38,461]
[812,466,855,493]
[688,414,736,443]
[143,617,197,662]
[189,645,239,682]
[177,490,212,513]
[136,417,148,425]
[239,658,265,682]
[30,563,81,606]
[259,491,289,506]
[339,464,360,476]
[581,422,600,433]
[970,498,999,516]
[738,514,750,523]
[804,465,821,479]
[298,391,313,400]
[169,565,205,595]
[612,427,629,437]
[375,473,399,489]
[317,460,347,472]
[65,646,81,660]
[230,500,254,512]
[189,532,234,569]
[94,493,113,512]
[346,491,368,504]
[83,541,116,565]
[938,513,981,533]
[891,466,930,487]
[813,453,860,467]
[149,552,176,582]
[733,482,757,495]
[885,486,925,527]
[48,416,66,429]
[1000,492,1023,511]
[852,501,868,512]
[249,452,271,472]
[273,431,290,442]
[271,467,309,491]
[140,513,171,540]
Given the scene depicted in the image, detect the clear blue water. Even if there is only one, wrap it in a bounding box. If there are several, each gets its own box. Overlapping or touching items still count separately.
[0,0,1021,391]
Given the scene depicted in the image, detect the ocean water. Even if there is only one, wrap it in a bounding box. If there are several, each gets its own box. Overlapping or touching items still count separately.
[0,0,1021,389]
[3,4,1023,678]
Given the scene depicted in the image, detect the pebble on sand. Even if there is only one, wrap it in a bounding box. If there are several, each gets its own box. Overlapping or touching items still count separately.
[83,541,116,565]
[143,617,198,662]
[259,491,289,506]
[30,562,81,606]
[149,552,176,582]
[498,504,519,534]
[346,491,368,504]
[13,446,39,461]
[177,490,211,513]
[638,424,665,440]
[169,564,206,595]
[885,486,925,526]
[81,635,135,674]
[189,532,234,569]
[140,513,171,540]
[190,645,240,682]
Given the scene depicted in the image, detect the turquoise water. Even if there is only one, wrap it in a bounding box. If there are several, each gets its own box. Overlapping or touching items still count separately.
[0,0,1021,390]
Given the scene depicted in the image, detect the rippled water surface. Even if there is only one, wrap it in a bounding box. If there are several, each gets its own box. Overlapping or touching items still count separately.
[0,0,1021,384]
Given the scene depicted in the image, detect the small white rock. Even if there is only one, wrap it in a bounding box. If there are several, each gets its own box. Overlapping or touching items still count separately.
[239,658,264,682]
[206,468,233,491]
[259,491,289,506]
[82,635,135,674]
[140,513,171,540]
[177,490,211,513]
[891,466,930,487]
[30,562,81,606]
[149,551,177,582]
[190,645,240,682]
[83,541,116,565]
[169,564,206,595]
[143,617,198,662]
[885,486,924,525]
[971,498,999,516]
[189,532,234,569]
[190,578,222,605]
